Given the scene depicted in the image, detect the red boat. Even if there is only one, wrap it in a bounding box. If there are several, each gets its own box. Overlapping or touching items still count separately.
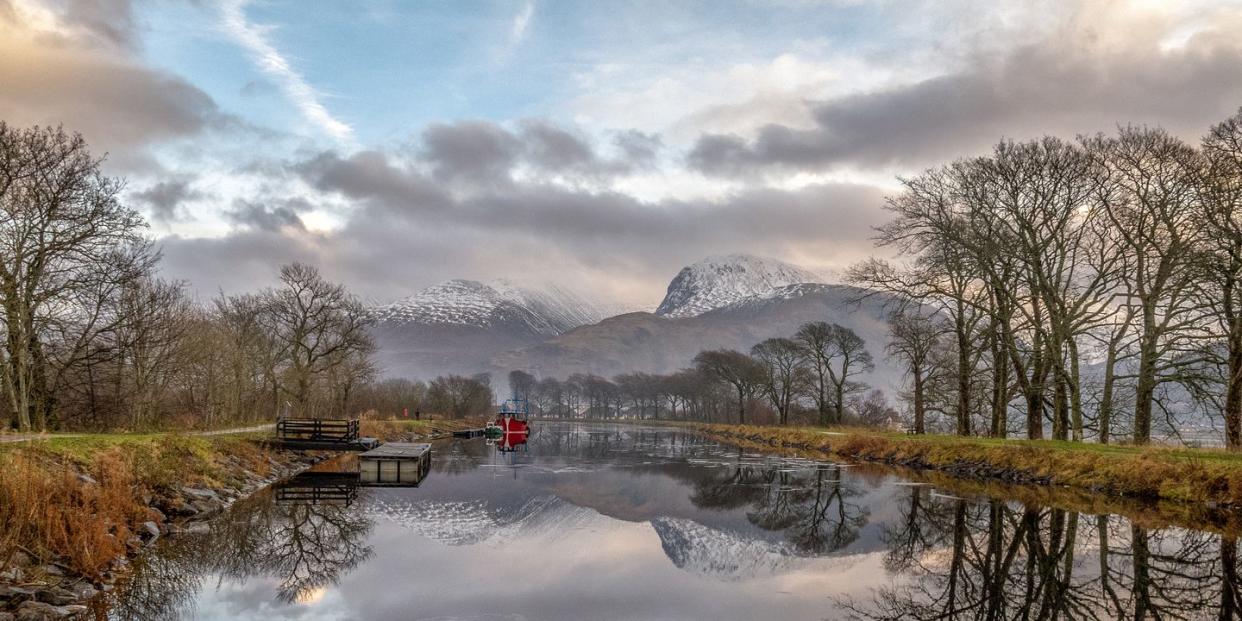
[485,399,530,453]
[492,398,531,435]
[494,429,529,452]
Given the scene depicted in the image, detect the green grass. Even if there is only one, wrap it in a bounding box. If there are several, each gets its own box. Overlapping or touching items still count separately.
[1,431,268,462]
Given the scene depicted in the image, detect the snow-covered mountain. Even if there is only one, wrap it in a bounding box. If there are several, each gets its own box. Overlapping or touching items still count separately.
[371,279,604,336]
[368,279,607,380]
[655,254,824,318]
[367,256,896,391]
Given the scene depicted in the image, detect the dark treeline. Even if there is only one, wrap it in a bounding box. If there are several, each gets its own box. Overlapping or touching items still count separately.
[508,319,897,427]
[0,124,492,432]
[846,109,1242,447]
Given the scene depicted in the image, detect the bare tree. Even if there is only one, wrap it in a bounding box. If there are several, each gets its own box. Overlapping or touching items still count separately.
[427,374,494,419]
[1198,109,1242,448]
[508,369,536,403]
[0,124,152,431]
[1088,127,1210,444]
[794,322,838,425]
[751,337,804,425]
[886,309,947,434]
[826,324,875,423]
[260,263,374,419]
[694,349,765,424]
[110,277,193,428]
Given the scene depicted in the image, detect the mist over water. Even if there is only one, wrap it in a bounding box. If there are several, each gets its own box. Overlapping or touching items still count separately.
[108,423,1242,620]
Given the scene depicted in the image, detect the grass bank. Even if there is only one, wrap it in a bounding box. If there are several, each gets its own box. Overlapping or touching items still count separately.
[0,432,317,616]
[692,423,1242,508]
[359,417,489,442]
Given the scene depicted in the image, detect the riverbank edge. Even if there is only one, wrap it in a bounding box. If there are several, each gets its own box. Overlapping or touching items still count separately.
[0,418,483,620]
[532,417,1242,533]
[684,422,1242,506]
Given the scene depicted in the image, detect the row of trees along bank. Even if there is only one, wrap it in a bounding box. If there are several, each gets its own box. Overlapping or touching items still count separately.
[510,108,1242,449]
[0,123,493,432]
[848,109,1242,447]
[506,320,896,428]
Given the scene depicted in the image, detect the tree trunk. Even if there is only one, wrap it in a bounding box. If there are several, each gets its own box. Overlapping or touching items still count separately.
[1227,311,1242,449]
[1223,536,1240,621]
[736,386,746,425]
[912,364,926,434]
[990,330,1008,438]
[1133,331,1158,445]
[1053,368,1069,441]
[1068,339,1084,442]
[955,313,972,436]
[1100,325,1124,445]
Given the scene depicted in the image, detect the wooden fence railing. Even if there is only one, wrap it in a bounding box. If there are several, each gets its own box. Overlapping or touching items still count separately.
[276,418,360,443]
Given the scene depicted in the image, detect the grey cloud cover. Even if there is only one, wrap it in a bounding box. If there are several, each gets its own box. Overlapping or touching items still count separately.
[132,177,203,225]
[225,197,314,232]
[11,0,1242,310]
[688,19,1242,175]
[0,0,227,170]
[160,140,886,303]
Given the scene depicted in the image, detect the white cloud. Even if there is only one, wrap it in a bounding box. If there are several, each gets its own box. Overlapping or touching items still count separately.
[510,1,535,45]
[219,0,353,142]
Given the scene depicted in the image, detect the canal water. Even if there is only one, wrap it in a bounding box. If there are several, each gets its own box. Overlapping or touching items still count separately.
[108,422,1242,620]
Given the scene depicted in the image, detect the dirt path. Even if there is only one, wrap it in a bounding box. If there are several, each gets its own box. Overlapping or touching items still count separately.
[0,423,275,444]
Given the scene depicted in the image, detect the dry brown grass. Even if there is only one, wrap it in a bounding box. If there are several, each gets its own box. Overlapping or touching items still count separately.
[0,450,145,578]
[359,417,488,442]
[0,434,278,579]
[693,423,1242,508]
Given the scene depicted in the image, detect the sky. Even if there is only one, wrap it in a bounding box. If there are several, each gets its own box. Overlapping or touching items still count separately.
[4,0,1242,308]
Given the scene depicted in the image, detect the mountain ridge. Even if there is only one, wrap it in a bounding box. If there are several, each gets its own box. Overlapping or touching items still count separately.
[656,254,824,318]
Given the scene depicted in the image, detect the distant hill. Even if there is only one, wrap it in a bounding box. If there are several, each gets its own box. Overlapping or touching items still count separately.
[489,282,902,396]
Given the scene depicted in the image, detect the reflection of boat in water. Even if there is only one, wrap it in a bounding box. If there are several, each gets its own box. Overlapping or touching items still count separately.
[489,398,531,453]
[489,429,529,453]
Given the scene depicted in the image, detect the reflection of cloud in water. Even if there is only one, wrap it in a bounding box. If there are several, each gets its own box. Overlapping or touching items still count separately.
[366,495,601,546]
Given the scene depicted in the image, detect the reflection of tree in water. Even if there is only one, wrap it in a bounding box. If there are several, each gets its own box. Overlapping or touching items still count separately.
[846,489,1238,620]
[222,490,373,603]
[690,454,867,555]
[107,534,211,621]
[110,488,373,620]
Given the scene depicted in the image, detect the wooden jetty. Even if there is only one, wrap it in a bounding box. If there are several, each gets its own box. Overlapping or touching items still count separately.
[274,471,361,505]
[452,428,486,438]
[275,417,378,450]
[359,442,432,487]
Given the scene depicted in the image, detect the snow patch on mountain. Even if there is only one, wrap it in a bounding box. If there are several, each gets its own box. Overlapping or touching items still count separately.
[705,283,863,316]
[370,279,605,335]
[655,255,825,318]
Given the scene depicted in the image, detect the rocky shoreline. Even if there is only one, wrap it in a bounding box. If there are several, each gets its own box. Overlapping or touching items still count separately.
[0,448,329,620]
[0,421,482,620]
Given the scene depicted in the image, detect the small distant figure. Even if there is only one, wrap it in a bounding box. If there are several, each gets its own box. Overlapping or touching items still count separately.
[415,410,422,421]
[403,408,409,418]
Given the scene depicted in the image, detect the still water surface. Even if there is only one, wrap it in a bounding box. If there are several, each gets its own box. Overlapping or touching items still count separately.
[108,423,1242,620]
